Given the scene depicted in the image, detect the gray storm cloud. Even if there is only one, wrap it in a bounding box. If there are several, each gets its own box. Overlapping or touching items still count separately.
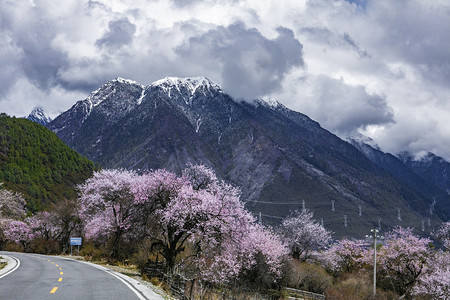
[172,0,239,7]
[96,18,137,50]
[356,0,450,87]
[300,27,371,59]
[0,2,68,91]
[177,23,304,100]
[0,32,23,97]
[297,75,394,137]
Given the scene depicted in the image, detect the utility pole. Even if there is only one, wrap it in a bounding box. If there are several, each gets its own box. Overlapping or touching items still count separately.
[344,215,348,227]
[421,220,425,232]
[397,208,402,221]
[331,200,335,212]
[378,218,381,230]
[302,199,306,212]
[321,218,324,227]
[258,212,262,225]
[430,197,436,215]
[366,228,382,298]
[358,205,362,216]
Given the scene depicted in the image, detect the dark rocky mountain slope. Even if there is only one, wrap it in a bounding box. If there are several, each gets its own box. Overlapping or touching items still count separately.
[47,77,449,237]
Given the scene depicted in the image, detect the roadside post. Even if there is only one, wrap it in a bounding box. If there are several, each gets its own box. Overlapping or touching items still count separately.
[70,237,82,256]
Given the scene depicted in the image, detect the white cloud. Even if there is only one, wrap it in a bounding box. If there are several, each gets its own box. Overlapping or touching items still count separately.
[0,77,86,118]
[272,71,394,137]
[0,0,450,160]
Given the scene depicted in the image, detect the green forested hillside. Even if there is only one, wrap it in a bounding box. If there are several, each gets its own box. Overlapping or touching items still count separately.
[0,113,96,212]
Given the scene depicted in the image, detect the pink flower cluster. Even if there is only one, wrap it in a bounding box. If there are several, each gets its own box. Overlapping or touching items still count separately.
[319,239,366,274]
[434,221,450,249]
[413,250,450,299]
[4,220,33,245]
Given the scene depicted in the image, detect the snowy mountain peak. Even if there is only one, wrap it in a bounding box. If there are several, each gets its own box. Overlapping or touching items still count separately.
[27,106,52,125]
[149,76,221,96]
[347,133,380,150]
[86,77,145,108]
[113,77,145,88]
[256,98,287,110]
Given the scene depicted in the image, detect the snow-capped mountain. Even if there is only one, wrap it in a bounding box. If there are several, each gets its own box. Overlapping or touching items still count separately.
[398,151,450,195]
[47,77,449,237]
[27,106,53,125]
[349,138,448,203]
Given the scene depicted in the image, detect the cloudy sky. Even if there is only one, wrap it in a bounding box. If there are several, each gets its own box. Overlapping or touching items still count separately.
[1,0,449,159]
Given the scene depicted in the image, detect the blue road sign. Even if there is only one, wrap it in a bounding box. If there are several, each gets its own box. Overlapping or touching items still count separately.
[70,237,82,246]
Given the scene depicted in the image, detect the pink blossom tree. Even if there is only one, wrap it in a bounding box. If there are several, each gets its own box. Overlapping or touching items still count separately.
[281,209,332,261]
[21,199,83,253]
[413,250,450,299]
[131,169,186,237]
[434,221,450,249]
[376,226,431,298]
[320,239,366,275]
[186,166,286,281]
[4,220,33,249]
[49,199,83,253]
[181,187,286,282]
[181,163,217,190]
[141,165,287,281]
[0,186,27,219]
[28,211,57,240]
[0,186,28,250]
[78,169,138,260]
[236,223,288,286]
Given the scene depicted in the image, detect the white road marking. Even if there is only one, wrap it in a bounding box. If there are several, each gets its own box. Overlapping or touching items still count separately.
[0,255,20,279]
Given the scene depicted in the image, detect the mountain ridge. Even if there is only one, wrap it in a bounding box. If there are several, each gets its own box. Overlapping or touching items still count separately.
[46,77,450,237]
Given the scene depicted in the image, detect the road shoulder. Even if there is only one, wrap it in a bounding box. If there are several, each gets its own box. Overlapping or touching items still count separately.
[0,254,20,278]
[57,256,167,300]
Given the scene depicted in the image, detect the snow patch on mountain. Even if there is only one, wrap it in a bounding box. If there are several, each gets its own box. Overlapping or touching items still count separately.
[150,76,221,101]
[137,88,146,105]
[114,77,144,87]
[256,98,286,110]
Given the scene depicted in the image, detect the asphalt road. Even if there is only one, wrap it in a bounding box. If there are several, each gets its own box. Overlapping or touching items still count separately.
[0,251,163,300]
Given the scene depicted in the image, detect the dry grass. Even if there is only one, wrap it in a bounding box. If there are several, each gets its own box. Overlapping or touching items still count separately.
[324,273,399,300]
[0,257,6,270]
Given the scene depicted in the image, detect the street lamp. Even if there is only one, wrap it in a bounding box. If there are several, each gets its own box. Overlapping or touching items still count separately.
[366,228,383,298]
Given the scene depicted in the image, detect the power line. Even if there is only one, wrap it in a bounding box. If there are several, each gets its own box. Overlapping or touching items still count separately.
[245,191,450,208]
[244,194,450,212]
[254,209,443,236]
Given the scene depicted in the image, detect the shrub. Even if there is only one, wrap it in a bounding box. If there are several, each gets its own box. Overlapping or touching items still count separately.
[79,242,106,261]
[28,238,60,254]
[131,239,162,271]
[149,276,160,286]
[281,259,332,294]
[4,241,23,252]
[238,252,282,290]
